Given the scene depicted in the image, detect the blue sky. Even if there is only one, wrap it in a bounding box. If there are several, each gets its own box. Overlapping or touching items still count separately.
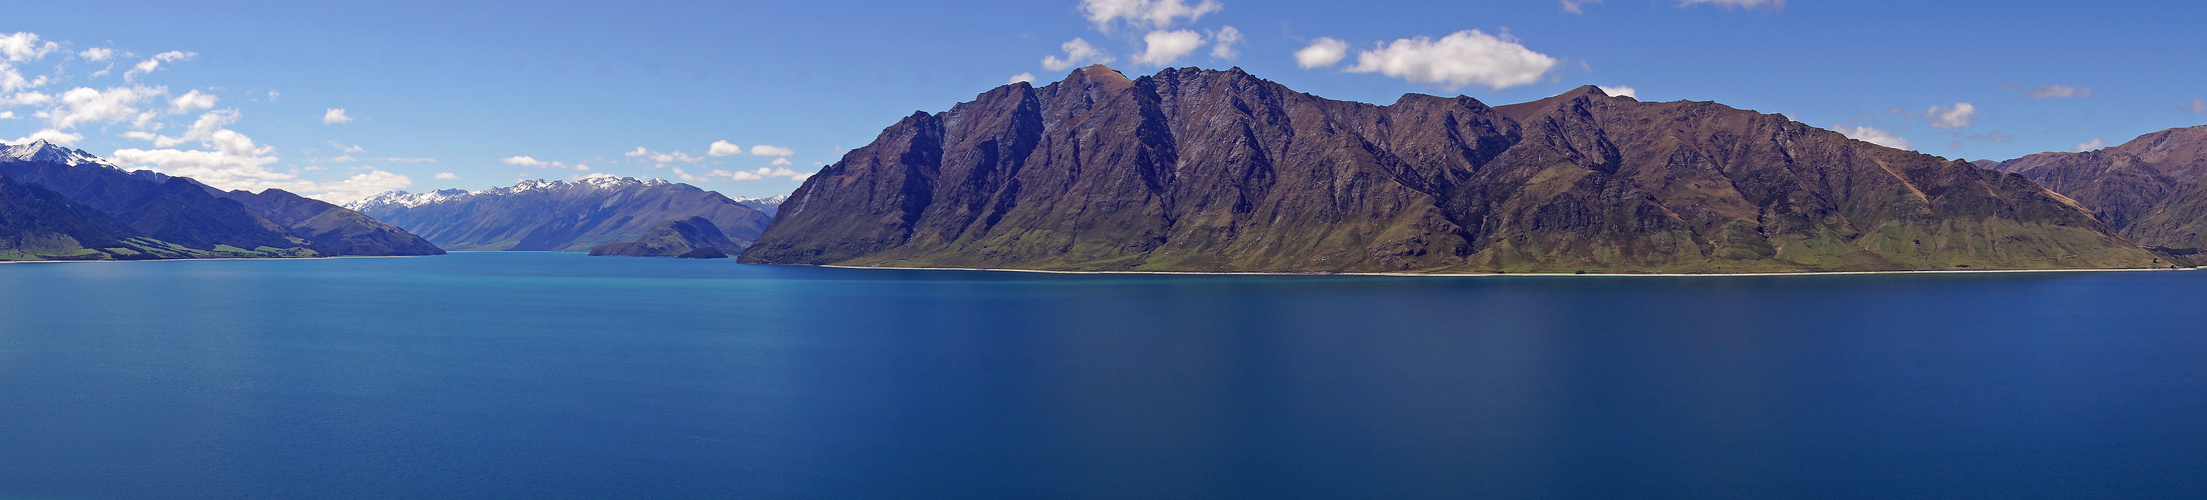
[4,0,2205,202]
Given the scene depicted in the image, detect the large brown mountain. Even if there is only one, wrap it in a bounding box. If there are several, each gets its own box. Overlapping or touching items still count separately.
[741,66,2169,273]
[1988,126,2207,256]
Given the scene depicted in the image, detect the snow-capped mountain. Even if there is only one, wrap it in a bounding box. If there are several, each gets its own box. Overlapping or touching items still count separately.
[348,176,773,252]
[730,195,787,217]
[2,140,442,260]
[0,140,122,169]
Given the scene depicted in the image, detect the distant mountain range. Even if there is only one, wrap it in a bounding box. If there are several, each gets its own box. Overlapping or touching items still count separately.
[1987,126,2207,258]
[740,65,2180,273]
[2,140,442,261]
[349,177,773,252]
[732,195,787,217]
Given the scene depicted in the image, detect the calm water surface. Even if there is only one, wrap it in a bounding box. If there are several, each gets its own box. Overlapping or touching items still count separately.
[2,253,2205,499]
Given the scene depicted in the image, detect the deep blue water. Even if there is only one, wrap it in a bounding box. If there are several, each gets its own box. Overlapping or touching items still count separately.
[3,252,2206,499]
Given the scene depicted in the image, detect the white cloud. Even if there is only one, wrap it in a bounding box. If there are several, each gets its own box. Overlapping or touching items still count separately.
[708,140,744,156]
[1132,30,1205,66]
[39,85,164,130]
[0,33,59,62]
[329,141,365,153]
[124,51,195,82]
[2075,138,2108,152]
[10,129,83,146]
[1835,124,1914,150]
[78,47,113,62]
[1561,0,1602,13]
[1079,0,1222,31]
[147,109,240,148]
[1210,26,1243,60]
[708,166,813,182]
[1597,85,1637,99]
[1925,102,1975,129]
[1042,38,1113,71]
[1295,38,1349,69]
[309,170,413,204]
[502,155,549,167]
[501,155,590,170]
[2016,84,2091,99]
[1009,72,1037,85]
[2188,99,2205,114]
[770,157,793,166]
[0,64,48,93]
[1345,30,1561,91]
[111,127,294,195]
[169,89,217,113]
[625,146,702,164]
[1679,0,1784,10]
[322,108,352,124]
[434,172,460,180]
[749,144,794,156]
[372,157,433,163]
[0,111,12,119]
[0,90,52,107]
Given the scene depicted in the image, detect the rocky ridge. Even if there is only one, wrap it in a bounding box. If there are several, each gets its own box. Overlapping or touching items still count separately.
[741,65,2169,273]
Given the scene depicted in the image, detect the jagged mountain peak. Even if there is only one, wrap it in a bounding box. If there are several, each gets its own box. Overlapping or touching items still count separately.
[743,65,2164,273]
[1,140,123,170]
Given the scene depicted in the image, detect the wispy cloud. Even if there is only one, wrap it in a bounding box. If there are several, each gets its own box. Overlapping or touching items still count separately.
[1835,124,1914,150]
[2002,83,2093,99]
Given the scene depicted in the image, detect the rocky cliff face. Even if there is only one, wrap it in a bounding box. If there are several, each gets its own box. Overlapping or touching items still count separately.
[1989,125,2207,253]
[350,177,772,252]
[742,66,2166,273]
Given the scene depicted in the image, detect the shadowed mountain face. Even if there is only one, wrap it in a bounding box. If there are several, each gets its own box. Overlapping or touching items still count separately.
[214,189,446,256]
[0,175,147,259]
[587,216,742,258]
[349,177,773,252]
[0,141,443,260]
[1989,126,2207,253]
[743,66,2165,273]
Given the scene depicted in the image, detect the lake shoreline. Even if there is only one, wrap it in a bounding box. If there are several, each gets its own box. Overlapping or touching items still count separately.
[821,263,2203,278]
[0,255,431,265]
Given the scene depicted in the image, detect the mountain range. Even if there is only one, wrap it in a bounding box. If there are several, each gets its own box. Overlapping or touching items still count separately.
[348,177,773,252]
[739,65,2179,273]
[1,140,442,261]
[1986,126,2207,259]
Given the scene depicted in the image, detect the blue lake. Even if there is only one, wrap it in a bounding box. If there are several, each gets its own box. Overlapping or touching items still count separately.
[2,252,2205,499]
